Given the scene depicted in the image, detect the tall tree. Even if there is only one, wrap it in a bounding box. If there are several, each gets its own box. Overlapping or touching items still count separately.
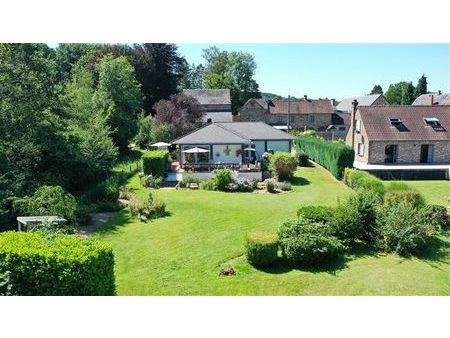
[401,82,416,105]
[385,81,409,105]
[202,46,260,112]
[370,85,383,95]
[179,61,204,89]
[415,74,428,98]
[95,55,144,150]
[55,43,100,82]
[152,93,204,139]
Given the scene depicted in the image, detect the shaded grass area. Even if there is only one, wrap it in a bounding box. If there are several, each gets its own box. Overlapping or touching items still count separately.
[95,165,450,295]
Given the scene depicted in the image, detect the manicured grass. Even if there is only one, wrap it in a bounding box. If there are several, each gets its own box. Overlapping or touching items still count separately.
[95,165,450,295]
[385,180,450,208]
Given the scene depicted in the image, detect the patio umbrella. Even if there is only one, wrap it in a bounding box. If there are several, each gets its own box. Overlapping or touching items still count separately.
[182,147,210,164]
[150,142,171,148]
[243,148,259,160]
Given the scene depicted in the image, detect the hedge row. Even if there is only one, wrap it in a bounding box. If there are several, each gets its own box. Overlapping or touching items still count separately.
[142,150,169,178]
[0,232,115,296]
[343,168,385,196]
[293,136,354,179]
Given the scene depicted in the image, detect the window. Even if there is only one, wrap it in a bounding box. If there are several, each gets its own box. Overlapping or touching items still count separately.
[384,144,398,163]
[309,115,315,124]
[355,120,361,133]
[389,117,409,132]
[357,143,365,156]
[289,115,295,123]
[277,116,283,124]
[424,117,445,131]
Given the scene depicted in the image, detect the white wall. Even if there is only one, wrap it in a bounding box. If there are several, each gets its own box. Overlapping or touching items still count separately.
[181,171,261,181]
[211,144,242,163]
[267,140,290,153]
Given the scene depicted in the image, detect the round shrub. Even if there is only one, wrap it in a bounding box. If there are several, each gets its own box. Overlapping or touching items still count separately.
[265,178,277,193]
[297,205,334,224]
[278,219,345,266]
[277,181,292,191]
[269,152,297,181]
[245,230,279,266]
[212,168,234,191]
[383,190,426,209]
[296,152,309,167]
[386,182,411,192]
[199,179,215,191]
[420,204,449,231]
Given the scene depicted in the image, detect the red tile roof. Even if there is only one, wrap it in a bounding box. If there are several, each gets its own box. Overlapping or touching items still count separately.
[359,105,450,141]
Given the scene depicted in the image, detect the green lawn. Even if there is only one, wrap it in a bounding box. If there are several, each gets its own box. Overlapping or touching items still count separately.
[95,165,450,295]
[386,180,450,208]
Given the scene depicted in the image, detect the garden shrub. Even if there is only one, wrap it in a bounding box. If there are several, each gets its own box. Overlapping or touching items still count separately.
[269,152,297,181]
[277,181,292,191]
[294,135,354,179]
[420,204,449,231]
[142,150,169,178]
[245,230,279,266]
[250,178,259,190]
[297,205,335,224]
[74,203,95,226]
[376,203,437,256]
[383,190,426,209]
[0,231,115,295]
[128,193,166,221]
[212,168,234,191]
[332,189,383,244]
[386,181,411,192]
[278,219,345,265]
[296,152,309,167]
[81,173,126,205]
[183,174,200,185]
[227,177,253,192]
[265,178,277,193]
[343,168,385,196]
[199,179,215,191]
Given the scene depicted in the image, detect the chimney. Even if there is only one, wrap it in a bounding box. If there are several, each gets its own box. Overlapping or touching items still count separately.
[438,90,442,95]
[430,94,434,105]
[304,95,308,100]
[350,100,358,150]
[330,98,336,107]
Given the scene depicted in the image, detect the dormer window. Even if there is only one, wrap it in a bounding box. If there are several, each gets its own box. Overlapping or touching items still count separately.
[424,117,445,131]
[389,118,402,126]
[389,117,409,132]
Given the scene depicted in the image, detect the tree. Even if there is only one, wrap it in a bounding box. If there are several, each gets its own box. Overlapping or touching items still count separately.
[179,60,204,89]
[202,46,260,112]
[370,85,383,95]
[55,43,100,82]
[153,93,204,139]
[401,82,415,105]
[150,123,172,143]
[415,74,428,98]
[135,114,153,148]
[95,55,144,150]
[385,81,409,105]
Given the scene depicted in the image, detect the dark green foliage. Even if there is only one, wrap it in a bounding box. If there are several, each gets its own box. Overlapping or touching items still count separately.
[294,136,354,179]
[134,114,153,148]
[142,151,169,178]
[278,219,345,265]
[415,74,428,98]
[376,203,437,256]
[383,190,426,209]
[401,82,416,105]
[245,230,279,266]
[343,168,385,196]
[370,85,383,95]
[269,152,297,181]
[333,189,383,244]
[385,81,411,105]
[297,205,335,224]
[212,168,234,191]
[0,231,115,295]
[420,204,449,231]
[296,152,309,167]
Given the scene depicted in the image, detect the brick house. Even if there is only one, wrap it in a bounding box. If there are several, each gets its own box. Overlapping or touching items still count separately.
[235,96,345,134]
[346,101,450,179]
[182,89,232,123]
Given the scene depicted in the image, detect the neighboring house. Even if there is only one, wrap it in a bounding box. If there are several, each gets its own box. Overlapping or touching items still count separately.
[346,101,450,179]
[412,91,450,105]
[335,94,387,113]
[172,122,294,166]
[182,89,233,123]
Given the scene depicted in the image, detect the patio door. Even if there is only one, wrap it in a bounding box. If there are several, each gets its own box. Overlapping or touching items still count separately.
[420,144,434,163]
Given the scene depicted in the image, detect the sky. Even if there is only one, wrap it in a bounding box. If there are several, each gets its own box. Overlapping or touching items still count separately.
[177,44,450,100]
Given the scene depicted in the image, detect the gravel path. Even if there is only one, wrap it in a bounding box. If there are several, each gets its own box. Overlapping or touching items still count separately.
[76,212,116,236]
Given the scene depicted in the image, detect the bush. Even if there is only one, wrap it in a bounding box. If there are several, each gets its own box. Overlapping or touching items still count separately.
[0,231,115,295]
[296,152,309,167]
[277,181,292,191]
[13,185,77,223]
[212,168,234,191]
[199,179,215,191]
[265,178,277,193]
[343,168,385,196]
[82,173,125,204]
[142,150,169,178]
[297,205,335,224]
[269,152,297,181]
[383,190,426,209]
[183,174,200,185]
[245,230,279,266]
[376,203,437,256]
[294,135,354,179]
[420,204,449,231]
[386,182,412,192]
[278,219,345,265]
[74,204,95,226]
[129,193,166,221]
[227,177,253,192]
[332,189,383,244]
[250,178,259,190]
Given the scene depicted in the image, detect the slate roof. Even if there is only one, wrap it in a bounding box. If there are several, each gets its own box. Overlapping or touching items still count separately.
[269,99,333,114]
[359,105,450,141]
[412,93,450,106]
[172,122,293,145]
[182,89,231,105]
[336,94,384,112]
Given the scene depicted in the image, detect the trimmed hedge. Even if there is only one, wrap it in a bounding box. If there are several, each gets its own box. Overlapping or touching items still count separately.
[296,152,309,167]
[0,231,115,295]
[245,230,278,266]
[297,205,335,224]
[383,190,426,209]
[343,168,385,196]
[142,150,169,178]
[293,136,354,179]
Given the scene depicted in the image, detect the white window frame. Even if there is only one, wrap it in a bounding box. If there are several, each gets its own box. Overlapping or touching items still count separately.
[357,143,365,156]
[355,120,361,133]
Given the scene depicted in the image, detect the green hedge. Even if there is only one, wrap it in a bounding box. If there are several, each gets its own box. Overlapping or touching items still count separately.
[293,136,354,179]
[0,231,115,295]
[343,168,385,196]
[245,230,278,266]
[142,150,169,177]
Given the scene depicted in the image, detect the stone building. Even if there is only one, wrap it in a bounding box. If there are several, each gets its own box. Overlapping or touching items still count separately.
[182,89,232,123]
[412,91,450,106]
[335,94,387,113]
[346,102,450,179]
